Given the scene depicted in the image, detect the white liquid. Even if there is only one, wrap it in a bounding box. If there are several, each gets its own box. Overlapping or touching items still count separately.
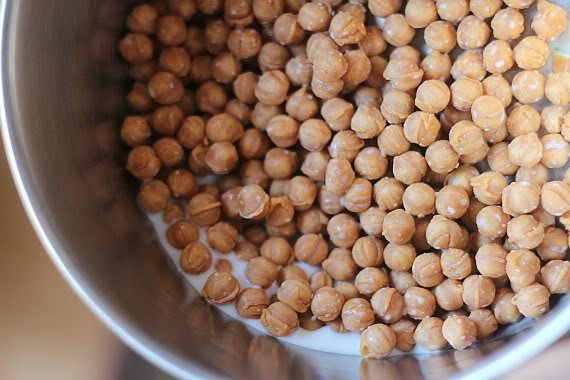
[149,213,536,358]
[149,213,364,356]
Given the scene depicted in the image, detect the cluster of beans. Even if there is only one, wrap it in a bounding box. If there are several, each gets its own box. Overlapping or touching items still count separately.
[119,0,570,358]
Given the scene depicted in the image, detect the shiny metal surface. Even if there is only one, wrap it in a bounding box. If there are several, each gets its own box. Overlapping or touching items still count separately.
[1,1,570,379]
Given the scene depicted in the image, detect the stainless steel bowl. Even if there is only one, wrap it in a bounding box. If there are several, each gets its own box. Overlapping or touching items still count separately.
[2,1,570,379]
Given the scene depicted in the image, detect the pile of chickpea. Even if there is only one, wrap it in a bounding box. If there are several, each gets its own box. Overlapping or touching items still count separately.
[119,0,570,359]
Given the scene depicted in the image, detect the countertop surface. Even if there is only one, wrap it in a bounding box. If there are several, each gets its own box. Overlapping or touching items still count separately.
[0,143,568,380]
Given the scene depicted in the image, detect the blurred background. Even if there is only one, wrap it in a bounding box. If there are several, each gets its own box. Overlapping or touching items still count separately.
[0,143,567,380]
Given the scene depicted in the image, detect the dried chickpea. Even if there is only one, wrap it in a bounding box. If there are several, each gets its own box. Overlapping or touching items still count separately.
[434,279,464,311]
[414,317,447,351]
[341,178,372,213]
[492,289,521,325]
[202,271,240,304]
[368,0,402,16]
[276,266,308,286]
[246,257,279,288]
[426,215,462,250]
[206,222,239,254]
[321,248,357,281]
[541,181,570,216]
[540,134,569,168]
[166,220,199,250]
[373,177,404,211]
[341,298,375,332]
[423,141,459,176]
[512,70,545,105]
[491,8,524,41]
[349,106,384,140]
[475,243,508,279]
[348,236,382,268]
[506,104,540,138]
[404,287,436,320]
[227,29,261,60]
[224,0,254,27]
[507,132,544,168]
[541,260,570,293]
[187,144,210,175]
[450,78,483,112]
[393,151,428,185]
[382,14,415,47]
[196,81,228,114]
[328,11,366,46]
[354,86,382,108]
[258,42,290,72]
[538,227,568,261]
[236,288,269,319]
[380,90,415,125]
[370,288,405,324]
[382,244,415,273]
[457,15,490,49]
[328,130,363,160]
[404,0,437,28]
[158,47,190,78]
[476,206,508,239]
[264,148,298,179]
[412,252,443,288]
[119,33,154,64]
[506,249,541,286]
[470,171,507,206]
[404,112,441,147]
[383,209,415,244]
[204,142,238,175]
[286,87,319,122]
[255,70,290,106]
[291,235,327,267]
[516,163,549,186]
[137,180,170,213]
[440,248,471,280]
[148,71,184,105]
[513,36,549,71]
[532,0,568,41]
[469,0,501,18]
[415,80,450,114]
[451,50,486,82]
[318,99,353,134]
[502,181,541,217]
[297,2,331,32]
[445,165,479,197]
[121,116,151,147]
[449,120,486,156]
[436,185,469,219]
[507,215,545,250]
[421,52,452,83]
[545,73,570,106]
[152,138,183,168]
[178,242,211,276]
[383,59,424,92]
[273,13,305,45]
[355,267,389,296]
[512,283,550,318]
[377,124,410,157]
[276,279,313,313]
[471,95,506,135]
[462,275,496,309]
[542,105,568,133]
[442,315,477,349]
[285,56,313,87]
[360,324,397,359]
[261,301,299,336]
[401,183,436,218]
[311,286,345,322]
[325,158,355,196]
[265,115,298,148]
[424,21,456,54]
[483,40,514,75]
[358,25,388,56]
[128,82,154,113]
